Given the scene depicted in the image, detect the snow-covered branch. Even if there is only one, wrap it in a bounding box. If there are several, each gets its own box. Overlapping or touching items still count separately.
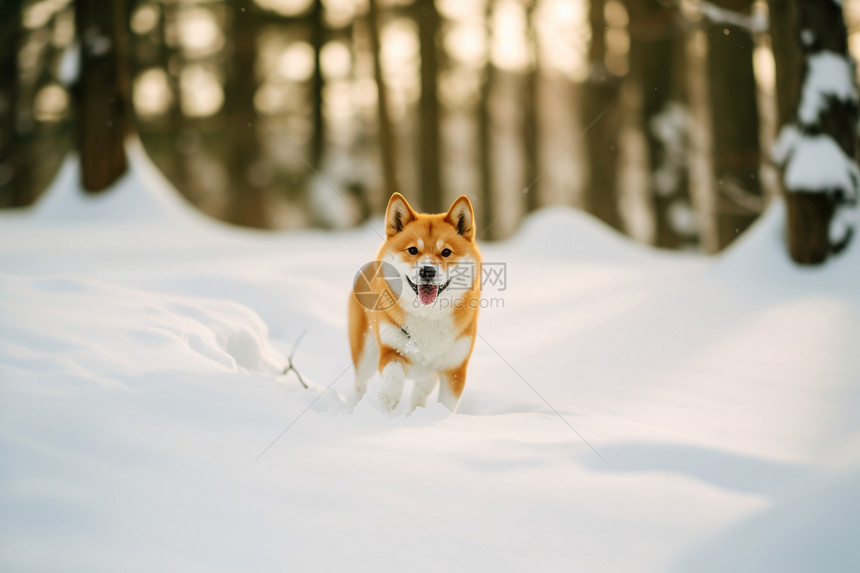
[797,51,858,126]
[674,0,768,33]
[774,127,859,199]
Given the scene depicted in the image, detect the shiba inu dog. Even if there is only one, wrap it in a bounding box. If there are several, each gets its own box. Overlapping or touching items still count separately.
[348,193,481,412]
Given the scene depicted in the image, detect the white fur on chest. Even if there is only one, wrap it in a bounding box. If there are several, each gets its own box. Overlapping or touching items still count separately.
[379,314,471,372]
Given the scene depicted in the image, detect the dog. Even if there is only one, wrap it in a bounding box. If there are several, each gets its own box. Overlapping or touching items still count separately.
[348,193,481,413]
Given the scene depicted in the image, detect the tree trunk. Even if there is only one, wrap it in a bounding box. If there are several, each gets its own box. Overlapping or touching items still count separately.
[477,67,495,238]
[627,0,696,248]
[684,24,720,252]
[74,0,130,192]
[417,0,442,213]
[582,0,623,231]
[786,193,834,263]
[367,0,399,203]
[767,0,801,128]
[522,1,540,213]
[309,0,325,169]
[161,3,191,202]
[477,0,496,238]
[774,0,858,264]
[706,0,762,248]
[227,2,267,227]
[0,0,25,207]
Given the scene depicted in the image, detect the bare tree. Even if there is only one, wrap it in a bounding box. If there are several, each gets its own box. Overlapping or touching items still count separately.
[310,0,325,169]
[522,0,540,213]
[0,0,25,206]
[627,0,697,248]
[417,0,442,213]
[226,2,267,228]
[767,0,801,128]
[705,0,762,248]
[160,3,192,201]
[771,0,858,264]
[367,0,400,201]
[477,0,496,237]
[582,0,624,231]
[73,0,131,192]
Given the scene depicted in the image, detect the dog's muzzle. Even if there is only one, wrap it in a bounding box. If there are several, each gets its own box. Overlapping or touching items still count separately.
[406,267,451,306]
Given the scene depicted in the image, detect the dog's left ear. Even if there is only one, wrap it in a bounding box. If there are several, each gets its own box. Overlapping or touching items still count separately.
[445,195,475,241]
[385,193,418,236]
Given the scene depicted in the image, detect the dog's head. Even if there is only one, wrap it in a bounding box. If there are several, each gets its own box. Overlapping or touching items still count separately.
[378,193,481,312]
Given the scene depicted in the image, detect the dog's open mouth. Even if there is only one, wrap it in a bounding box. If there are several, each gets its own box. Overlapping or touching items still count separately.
[406,277,451,305]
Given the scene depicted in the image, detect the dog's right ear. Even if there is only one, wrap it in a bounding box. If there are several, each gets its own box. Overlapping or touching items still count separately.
[385,193,417,236]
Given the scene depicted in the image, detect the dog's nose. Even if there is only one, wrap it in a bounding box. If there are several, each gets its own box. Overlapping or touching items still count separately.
[419,265,436,280]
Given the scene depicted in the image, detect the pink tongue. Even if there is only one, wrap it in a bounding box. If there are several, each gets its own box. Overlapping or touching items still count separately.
[418,284,438,305]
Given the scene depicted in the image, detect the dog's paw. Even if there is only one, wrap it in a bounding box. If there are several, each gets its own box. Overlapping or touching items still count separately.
[377,387,401,411]
[378,362,405,412]
[344,389,363,413]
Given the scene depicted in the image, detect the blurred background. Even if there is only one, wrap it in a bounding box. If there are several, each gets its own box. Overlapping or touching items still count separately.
[2,0,860,251]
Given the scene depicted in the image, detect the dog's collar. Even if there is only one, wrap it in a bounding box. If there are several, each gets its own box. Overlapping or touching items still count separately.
[401,326,410,339]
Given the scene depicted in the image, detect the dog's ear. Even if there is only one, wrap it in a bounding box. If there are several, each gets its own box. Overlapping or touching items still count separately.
[385,193,417,236]
[445,195,475,240]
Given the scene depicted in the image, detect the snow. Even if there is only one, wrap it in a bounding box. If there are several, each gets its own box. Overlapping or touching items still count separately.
[778,131,860,196]
[59,42,80,87]
[31,139,215,227]
[798,51,858,126]
[772,123,860,247]
[769,46,859,251]
[2,144,860,572]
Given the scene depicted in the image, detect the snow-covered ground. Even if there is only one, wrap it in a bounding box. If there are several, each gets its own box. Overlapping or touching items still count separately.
[2,143,860,572]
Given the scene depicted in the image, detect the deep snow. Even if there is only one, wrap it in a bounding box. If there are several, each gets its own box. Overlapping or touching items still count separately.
[1,142,860,572]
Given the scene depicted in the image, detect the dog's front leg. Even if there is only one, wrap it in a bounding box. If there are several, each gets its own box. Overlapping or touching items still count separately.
[377,349,406,412]
[409,374,438,412]
[439,364,467,413]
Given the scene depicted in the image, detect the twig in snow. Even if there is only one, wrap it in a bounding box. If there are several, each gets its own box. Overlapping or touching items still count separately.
[282,330,309,389]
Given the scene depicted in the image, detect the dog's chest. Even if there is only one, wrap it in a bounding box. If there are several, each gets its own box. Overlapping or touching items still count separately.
[379,315,470,371]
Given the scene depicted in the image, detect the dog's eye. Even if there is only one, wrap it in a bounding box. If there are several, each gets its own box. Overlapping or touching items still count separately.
[408,246,419,255]
[441,248,452,257]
